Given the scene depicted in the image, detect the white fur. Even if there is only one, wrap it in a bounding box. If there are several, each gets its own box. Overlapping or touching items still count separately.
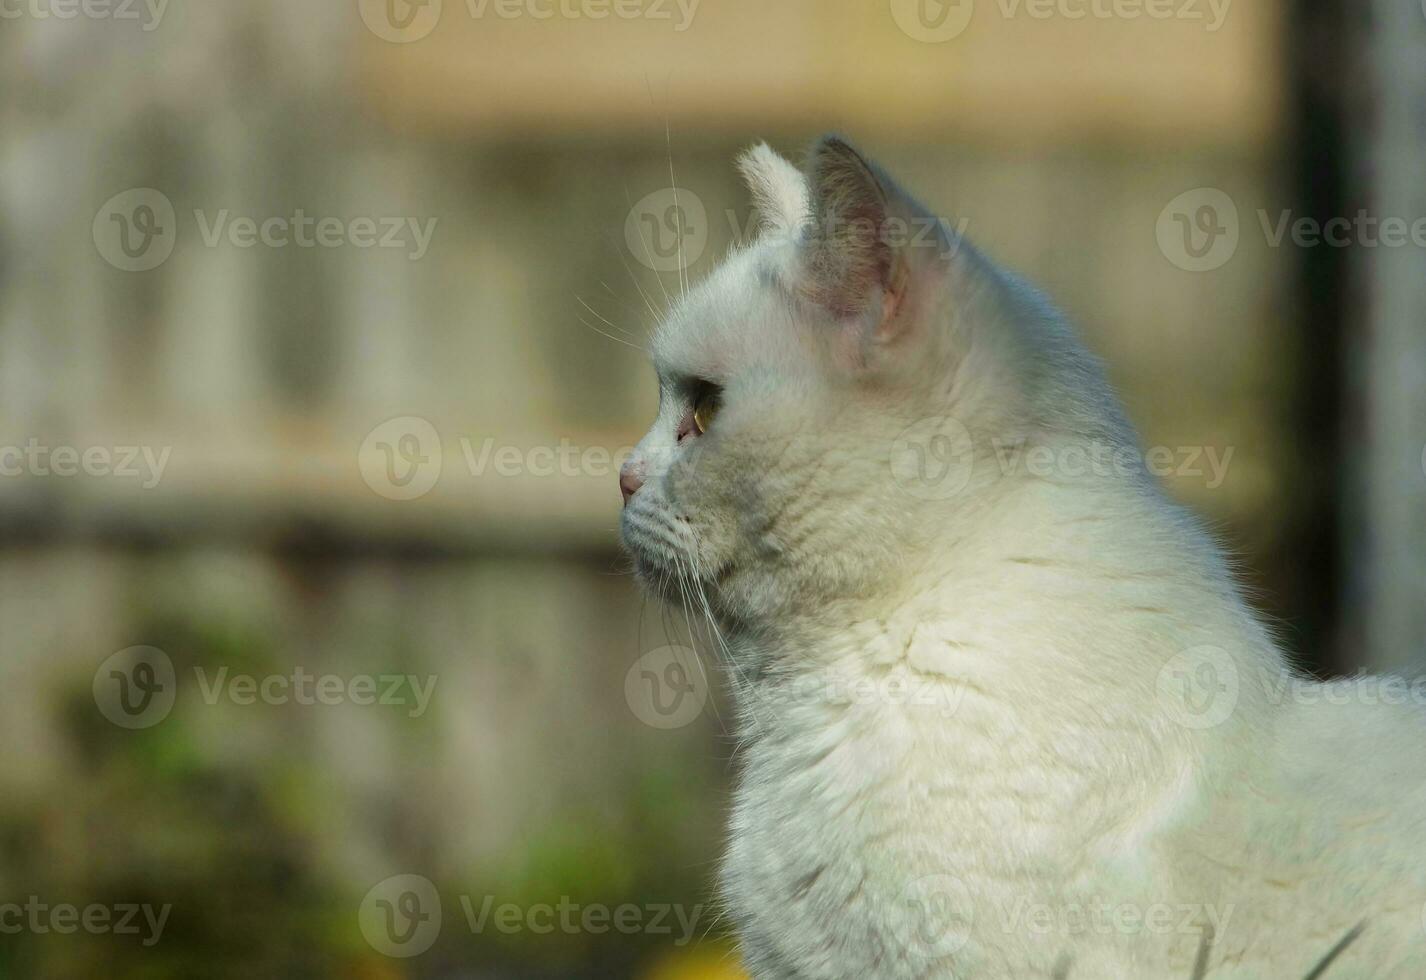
[619,137,1426,978]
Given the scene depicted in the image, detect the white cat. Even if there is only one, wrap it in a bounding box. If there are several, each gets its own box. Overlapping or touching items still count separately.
[618,136,1426,978]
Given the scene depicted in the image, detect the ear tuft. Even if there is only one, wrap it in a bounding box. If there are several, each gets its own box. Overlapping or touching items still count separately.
[736,142,810,239]
[801,135,898,318]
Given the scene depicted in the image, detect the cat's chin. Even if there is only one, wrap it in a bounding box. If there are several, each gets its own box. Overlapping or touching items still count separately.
[624,536,734,610]
[629,552,705,603]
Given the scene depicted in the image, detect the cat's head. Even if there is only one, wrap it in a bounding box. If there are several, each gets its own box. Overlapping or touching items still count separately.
[619,136,1127,624]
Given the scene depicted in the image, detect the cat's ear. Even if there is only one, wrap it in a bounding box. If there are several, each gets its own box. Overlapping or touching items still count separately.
[797,135,918,344]
[736,142,810,239]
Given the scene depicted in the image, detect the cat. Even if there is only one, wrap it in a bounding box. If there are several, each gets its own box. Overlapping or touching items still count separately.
[618,135,1426,978]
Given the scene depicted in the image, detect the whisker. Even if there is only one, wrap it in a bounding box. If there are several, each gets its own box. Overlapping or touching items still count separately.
[599,279,654,331]
[624,183,675,312]
[576,297,646,353]
[671,550,725,733]
[664,117,689,302]
[576,312,645,353]
[1303,921,1366,980]
[615,245,667,324]
[576,295,638,339]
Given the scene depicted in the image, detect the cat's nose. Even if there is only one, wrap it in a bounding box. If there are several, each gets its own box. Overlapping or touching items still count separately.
[619,464,644,505]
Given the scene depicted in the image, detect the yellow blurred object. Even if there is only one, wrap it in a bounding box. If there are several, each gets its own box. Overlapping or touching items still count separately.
[643,945,751,980]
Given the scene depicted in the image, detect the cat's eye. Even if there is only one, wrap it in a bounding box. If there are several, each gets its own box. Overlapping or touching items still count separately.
[692,383,722,436]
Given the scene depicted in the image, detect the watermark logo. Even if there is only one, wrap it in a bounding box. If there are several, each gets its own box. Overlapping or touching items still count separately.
[892,0,1228,41]
[890,0,975,42]
[359,878,705,955]
[96,654,438,727]
[360,874,443,958]
[95,191,438,270]
[359,416,444,501]
[625,188,708,273]
[891,416,976,500]
[624,644,707,729]
[0,897,171,947]
[460,895,705,943]
[193,210,437,260]
[466,0,701,30]
[1160,190,1426,270]
[995,0,1228,29]
[1156,188,1240,272]
[0,440,172,488]
[93,189,177,272]
[0,0,169,31]
[1258,209,1426,250]
[990,439,1234,490]
[192,667,437,718]
[93,646,177,730]
[763,669,968,719]
[358,0,443,42]
[903,874,975,958]
[1156,645,1238,729]
[1266,674,1426,709]
[995,897,1231,940]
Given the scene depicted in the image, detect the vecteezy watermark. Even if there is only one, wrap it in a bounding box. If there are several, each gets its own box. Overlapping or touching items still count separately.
[359,421,646,501]
[0,897,171,947]
[890,0,1230,43]
[891,416,977,501]
[360,875,443,958]
[625,188,709,273]
[989,439,1234,489]
[359,417,444,501]
[357,0,699,43]
[890,417,1235,499]
[193,210,437,260]
[1256,209,1426,251]
[192,667,437,718]
[1155,646,1239,729]
[1159,188,1426,271]
[751,669,968,725]
[625,187,971,274]
[1156,188,1241,273]
[357,0,444,42]
[358,422,664,501]
[0,440,172,488]
[1266,674,1426,709]
[459,437,633,480]
[994,898,1232,940]
[889,0,975,41]
[1056,920,1363,978]
[93,646,178,730]
[94,647,439,729]
[465,0,700,29]
[358,874,706,959]
[0,0,168,31]
[992,0,1229,29]
[625,645,708,729]
[94,189,439,271]
[93,189,177,272]
[459,895,705,945]
[902,874,975,958]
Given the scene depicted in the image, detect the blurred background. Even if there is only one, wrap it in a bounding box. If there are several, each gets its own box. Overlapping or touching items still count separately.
[1,0,1422,976]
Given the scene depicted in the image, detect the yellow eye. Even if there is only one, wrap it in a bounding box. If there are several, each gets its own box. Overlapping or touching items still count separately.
[692,385,722,435]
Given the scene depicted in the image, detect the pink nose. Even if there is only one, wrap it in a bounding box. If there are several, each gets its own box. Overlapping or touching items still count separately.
[619,467,644,505]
